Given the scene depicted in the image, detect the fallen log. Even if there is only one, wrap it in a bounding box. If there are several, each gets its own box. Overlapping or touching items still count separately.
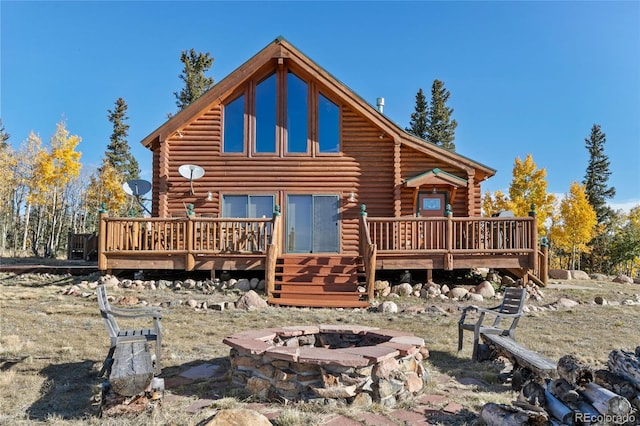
[480,402,548,426]
[557,354,593,386]
[608,348,640,389]
[594,369,638,400]
[518,380,546,406]
[109,341,154,397]
[543,389,575,425]
[548,378,579,405]
[580,382,632,418]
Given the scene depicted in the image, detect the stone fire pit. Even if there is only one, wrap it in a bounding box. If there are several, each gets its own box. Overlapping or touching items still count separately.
[223,325,429,407]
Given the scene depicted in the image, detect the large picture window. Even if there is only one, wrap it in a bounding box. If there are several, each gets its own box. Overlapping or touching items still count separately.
[255,74,277,153]
[318,93,339,153]
[286,72,308,153]
[222,195,274,218]
[223,95,245,153]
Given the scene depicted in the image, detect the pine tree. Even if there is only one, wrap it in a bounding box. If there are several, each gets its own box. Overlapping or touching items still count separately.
[105,98,139,182]
[583,124,615,224]
[174,48,215,111]
[406,88,429,139]
[0,119,9,149]
[426,79,457,151]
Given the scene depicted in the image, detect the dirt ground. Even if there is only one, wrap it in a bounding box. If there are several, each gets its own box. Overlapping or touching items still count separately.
[0,264,639,425]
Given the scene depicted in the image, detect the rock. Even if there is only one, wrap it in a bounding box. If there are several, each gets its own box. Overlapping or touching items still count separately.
[236,279,252,291]
[187,299,199,308]
[441,285,450,294]
[227,278,238,288]
[570,270,590,280]
[374,280,390,291]
[590,273,609,281]
[473,281,495,298]
[206,408,272,426]
[549,269,571,280]
[448,287,468,300]
[235,290,268,310]
[250,278,260,290]
[555,297,578,309]
[257,279,265,290]
[501,275,516,286]
[100,275,120,288]
[378,301,398,313]
[392,283,413,297]
[311,385,357,398]
[612,275,633,284]
[381,287,391,297]
[467,293,484,303]
[594,296,607,305]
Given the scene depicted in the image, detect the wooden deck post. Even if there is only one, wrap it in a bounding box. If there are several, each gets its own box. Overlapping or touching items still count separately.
[444,204,454,270]
[266,206,281,298]
[185,204,195,271]
[98,204,108,271]
[529,204,538,278]
[539,237,549,286]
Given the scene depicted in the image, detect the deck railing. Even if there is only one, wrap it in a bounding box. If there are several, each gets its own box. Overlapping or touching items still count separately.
[99,212,273,271]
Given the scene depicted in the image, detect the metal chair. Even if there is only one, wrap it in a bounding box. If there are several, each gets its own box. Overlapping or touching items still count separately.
[97,285,163,376]
[458,287,526,361]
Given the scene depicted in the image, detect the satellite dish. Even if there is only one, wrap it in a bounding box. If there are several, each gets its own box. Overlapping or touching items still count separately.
[122,179,152,215]
[123,179,152,197]
[178,164,205,195]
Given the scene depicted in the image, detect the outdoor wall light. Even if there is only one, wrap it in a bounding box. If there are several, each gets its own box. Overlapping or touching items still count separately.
[206,191,214,202]
[347,192,357,203]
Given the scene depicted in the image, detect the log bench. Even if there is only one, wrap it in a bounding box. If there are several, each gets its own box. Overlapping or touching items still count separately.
[481,333,557,387]
[109,341,154,397]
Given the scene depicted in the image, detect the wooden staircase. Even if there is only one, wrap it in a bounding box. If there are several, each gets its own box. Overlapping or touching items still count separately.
[267,255,370,308]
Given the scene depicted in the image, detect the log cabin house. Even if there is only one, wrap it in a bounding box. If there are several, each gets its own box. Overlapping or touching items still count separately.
[98,37,547,308]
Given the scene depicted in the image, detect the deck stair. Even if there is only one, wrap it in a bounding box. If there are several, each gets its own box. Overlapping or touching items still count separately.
[267,255,369,308]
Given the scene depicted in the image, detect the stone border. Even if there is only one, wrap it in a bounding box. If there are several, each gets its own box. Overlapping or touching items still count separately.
[223,324,429,407]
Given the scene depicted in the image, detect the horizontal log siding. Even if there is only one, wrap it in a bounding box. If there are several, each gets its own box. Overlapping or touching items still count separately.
[399,144,472,217]
[160,105,394,255]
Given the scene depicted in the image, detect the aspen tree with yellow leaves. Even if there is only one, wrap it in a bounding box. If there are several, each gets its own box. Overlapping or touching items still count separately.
[549,182,597,270]
[28,121,82,257]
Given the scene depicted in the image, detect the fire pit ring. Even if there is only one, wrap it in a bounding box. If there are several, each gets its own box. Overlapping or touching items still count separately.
[223,324,429,407]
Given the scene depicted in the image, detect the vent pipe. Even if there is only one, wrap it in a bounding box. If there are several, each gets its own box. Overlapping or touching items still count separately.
[376,97,385,113]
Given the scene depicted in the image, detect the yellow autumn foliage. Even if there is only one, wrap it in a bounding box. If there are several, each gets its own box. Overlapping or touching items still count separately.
[85,161,127,214]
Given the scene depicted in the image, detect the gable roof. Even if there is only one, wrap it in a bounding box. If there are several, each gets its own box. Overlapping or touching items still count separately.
[141,36,496,182]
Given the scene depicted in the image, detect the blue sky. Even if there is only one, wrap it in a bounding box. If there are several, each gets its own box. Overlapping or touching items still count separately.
[2,1,639,211]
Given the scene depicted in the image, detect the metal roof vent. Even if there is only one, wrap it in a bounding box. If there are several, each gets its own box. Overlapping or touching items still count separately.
[376,97,384,113]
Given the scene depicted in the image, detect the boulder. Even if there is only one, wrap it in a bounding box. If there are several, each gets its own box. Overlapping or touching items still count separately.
[549,269,571,280]
[250,278,260,290]
[590,273,609,281]
[594,296,607,305]
[612,275,633,284]
[570,270,590,280]
[392,283,413,297]
[448,287,469,300]
[236,279,252,291]
[235,290,268,310]
[554,297,578,309]
[473,281,495,298]
[501,275,516,286]
[206,409,271,426]
[378,301,398,313]
[467,293,484,303]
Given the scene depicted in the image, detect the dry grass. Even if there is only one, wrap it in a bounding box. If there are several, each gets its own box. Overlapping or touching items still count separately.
[0,271,639,425]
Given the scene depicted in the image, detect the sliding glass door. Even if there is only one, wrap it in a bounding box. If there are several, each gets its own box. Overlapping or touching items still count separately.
[286,195,339,253]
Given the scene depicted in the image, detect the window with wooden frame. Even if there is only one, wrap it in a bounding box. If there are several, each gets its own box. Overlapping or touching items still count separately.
[221,65,341,156]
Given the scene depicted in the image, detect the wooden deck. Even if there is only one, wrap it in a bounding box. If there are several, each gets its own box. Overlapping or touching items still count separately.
[95,207,547,308]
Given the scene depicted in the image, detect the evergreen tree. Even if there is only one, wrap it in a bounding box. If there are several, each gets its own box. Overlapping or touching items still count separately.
[406,88,429,139]
[174,48,215,111]
[583,124,615,224]
[0,118,9,149]
[106,98,139,182]
[426,79,457,151]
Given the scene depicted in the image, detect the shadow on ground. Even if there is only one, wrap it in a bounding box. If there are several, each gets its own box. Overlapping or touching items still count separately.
[27,360,100,421]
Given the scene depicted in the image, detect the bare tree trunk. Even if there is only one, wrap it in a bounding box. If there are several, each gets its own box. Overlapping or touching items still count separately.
[22,203,31,252]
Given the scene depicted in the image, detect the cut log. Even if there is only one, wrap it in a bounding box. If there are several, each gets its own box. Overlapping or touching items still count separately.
[608,348,640,389]
[594,369,638,400]
[543,389,575,425]
[109,342,154,397]
[557,354,593,386]
[574,400,601,424]
[518,380,546,406]
[580,382,632,418]
[480,402,548,426]
[548,378,579,405]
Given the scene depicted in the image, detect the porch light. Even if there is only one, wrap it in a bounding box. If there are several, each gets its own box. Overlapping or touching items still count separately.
[206,191,214,202]
[347,192,357,203]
